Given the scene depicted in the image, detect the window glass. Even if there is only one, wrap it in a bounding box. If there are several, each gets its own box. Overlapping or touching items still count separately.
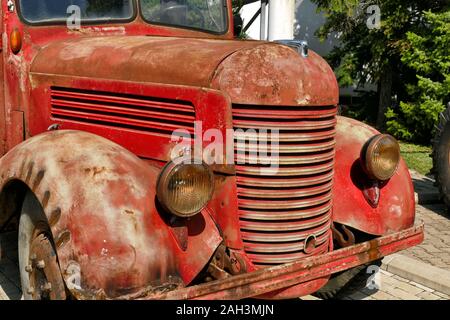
[19,0,134,23]
[140,0,227,33]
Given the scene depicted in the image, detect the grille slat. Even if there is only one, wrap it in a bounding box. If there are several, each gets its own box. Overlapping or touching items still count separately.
[236,171,334,188]
[50,87,196,136]
[51,88,195,114]
[237,181,333,199]
[235,140,336,153]
[234,129,336,142]
[239,202,332,221]
[233,118,337,130]
[235,150,335,166]
[233,104,336,267]
[235,163,334,176]
[240,211,331,232]
[233,108,336,119]
[51,98,195,124]
[238,193,332,210]
[240,220,332,243]
[245,240,329,265]
[243,232,329,253]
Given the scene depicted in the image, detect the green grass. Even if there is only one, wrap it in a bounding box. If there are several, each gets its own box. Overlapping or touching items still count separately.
[399,142,433,175]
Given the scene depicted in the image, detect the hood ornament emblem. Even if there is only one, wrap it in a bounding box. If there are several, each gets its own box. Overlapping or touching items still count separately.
[276,40,309,58]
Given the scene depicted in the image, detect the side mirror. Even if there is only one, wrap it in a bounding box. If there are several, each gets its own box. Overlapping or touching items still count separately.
[233,14,243,38]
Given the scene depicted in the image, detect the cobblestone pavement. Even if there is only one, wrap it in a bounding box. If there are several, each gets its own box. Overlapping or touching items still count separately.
[302,268,450,300]
[410,170,440,202]
[403,203,450,270]
[406,170,450,271]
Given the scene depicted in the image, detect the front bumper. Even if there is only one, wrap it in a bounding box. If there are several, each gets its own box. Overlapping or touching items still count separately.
[130,224,424,300]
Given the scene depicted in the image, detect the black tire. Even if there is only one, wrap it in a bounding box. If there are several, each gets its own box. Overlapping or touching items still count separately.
[433,104,450,210]
[314,260,382,299]
[18,191,66,300]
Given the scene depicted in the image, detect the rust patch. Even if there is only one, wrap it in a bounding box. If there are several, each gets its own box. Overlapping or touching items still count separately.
[32,169,45,191]
[25,162,35,183]
[28,233,67,300]
[30,36,259,89]
[211,44,339,106]
[85,166,107,177]
[48,208,62,228]
[367,239,382,261]
[356,239,382,263]
[41,190,51,209]
[55,230,71,249]
[18,161,27,179]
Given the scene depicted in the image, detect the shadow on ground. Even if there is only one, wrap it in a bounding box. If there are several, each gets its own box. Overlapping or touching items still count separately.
[0,232,22,300]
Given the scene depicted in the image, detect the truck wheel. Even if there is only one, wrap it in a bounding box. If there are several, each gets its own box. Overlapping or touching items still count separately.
[18,191,67,300]
[313,260,381,299]
[433,104,450,210]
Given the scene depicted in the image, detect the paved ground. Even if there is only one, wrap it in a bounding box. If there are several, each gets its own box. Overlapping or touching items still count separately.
[302,268,450,300]
[402,204,450,269]
[405,171,450,270]
[410,170,441,205]
[301,270,450,300]
[0,232,21,300]
[340,267,450,300]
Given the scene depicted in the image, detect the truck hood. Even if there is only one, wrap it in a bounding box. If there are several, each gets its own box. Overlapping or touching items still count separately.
[31,36,338,106]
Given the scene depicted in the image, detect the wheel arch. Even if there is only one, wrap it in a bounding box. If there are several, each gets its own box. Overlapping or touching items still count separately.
[333,116,416,236]
[0,130,222,299]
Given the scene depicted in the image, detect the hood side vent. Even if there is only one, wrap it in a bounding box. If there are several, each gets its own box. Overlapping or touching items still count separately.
[50,87,195,137]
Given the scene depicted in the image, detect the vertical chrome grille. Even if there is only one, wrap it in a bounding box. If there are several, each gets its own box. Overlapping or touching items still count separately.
[232,104,337,266]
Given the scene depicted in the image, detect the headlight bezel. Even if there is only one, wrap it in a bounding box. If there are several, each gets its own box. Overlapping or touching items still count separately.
[156,158,214,218]
[361,134,401,181]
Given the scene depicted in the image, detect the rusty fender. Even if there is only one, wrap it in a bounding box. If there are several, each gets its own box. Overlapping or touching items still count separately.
[0,130,222,299]
[332,117,416,236]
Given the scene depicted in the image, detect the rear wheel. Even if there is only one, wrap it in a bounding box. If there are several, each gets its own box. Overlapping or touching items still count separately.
[18,191,67,300]
[433,104,450,210]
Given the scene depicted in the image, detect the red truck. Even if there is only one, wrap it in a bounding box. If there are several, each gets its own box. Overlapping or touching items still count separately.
[0,0,423,300]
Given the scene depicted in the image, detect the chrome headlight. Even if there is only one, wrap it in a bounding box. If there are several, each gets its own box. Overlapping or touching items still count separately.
[156,159,214,218]
[361,134,401,181]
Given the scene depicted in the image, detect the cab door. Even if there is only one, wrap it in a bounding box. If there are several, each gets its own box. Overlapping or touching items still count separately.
[0,0,7,155]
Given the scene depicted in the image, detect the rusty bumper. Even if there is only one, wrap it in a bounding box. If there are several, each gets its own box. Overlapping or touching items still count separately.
[133,224,424,300]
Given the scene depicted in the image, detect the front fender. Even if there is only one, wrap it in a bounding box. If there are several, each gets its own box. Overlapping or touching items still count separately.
[333,117,415,236]
[0,130,222,298]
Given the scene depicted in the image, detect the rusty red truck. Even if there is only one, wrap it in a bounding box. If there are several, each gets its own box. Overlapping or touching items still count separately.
[0,0,423,300]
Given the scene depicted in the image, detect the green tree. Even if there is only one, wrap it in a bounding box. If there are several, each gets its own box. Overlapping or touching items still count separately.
[86,0,127,15]
[311,0,449,137]
[386,11,450,143]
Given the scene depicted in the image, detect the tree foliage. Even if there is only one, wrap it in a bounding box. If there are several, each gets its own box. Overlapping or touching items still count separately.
[386,11,450,143]
[86,0,127,14]
[232,0,245,14]
[311,0,449,143]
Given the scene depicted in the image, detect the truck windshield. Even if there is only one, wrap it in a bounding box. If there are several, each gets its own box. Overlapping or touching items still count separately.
[140,0,228,34]
[18,0,134,24]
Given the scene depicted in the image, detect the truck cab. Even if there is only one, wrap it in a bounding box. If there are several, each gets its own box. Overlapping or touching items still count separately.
[0,0,423,300]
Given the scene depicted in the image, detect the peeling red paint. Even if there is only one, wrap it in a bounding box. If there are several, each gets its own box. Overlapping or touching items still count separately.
[333,117,416,235]
[0,0,423,300]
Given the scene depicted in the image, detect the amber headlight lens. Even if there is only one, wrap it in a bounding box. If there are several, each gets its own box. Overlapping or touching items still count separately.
[157,160,214,218]
[361,134,400,181]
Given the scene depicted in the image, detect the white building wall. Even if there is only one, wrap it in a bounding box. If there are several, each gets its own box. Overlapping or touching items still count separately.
[240,0,375,96]
[240,0,338,57]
